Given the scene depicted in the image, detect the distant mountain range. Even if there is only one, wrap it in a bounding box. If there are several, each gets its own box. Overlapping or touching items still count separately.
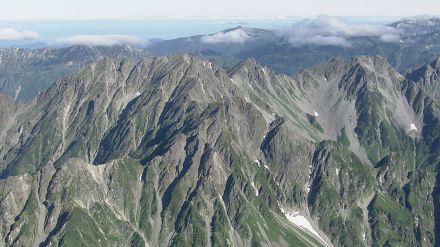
[147,17,440,75]
[0,45,146,101]
[2,17,440,103]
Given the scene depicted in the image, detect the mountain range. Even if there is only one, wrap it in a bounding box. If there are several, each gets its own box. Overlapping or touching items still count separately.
[1,17,440,247]
[147,17,440,75]
[1,50,440,246]
[0,45,146,101]
[3,17,440,104]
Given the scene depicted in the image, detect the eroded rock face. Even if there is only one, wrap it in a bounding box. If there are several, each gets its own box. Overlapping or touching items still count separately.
[0,45,147,102]
[0,54,439,247]
[407,57,440,104]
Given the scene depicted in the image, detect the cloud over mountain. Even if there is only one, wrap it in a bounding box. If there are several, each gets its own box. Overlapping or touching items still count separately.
[279,16,401,47]
[0,28,39,40]
[379,33,401,43]
[201,29,250,44]
[56,34,147,47]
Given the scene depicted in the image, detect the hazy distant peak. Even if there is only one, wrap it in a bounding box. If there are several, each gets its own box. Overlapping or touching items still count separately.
[407,57,440,83]
[391,16,440,36]
[200,28,251,44]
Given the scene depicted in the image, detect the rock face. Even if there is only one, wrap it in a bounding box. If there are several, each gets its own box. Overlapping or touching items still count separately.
[4,19,440,103]
[0,54,439,247]
[0,45,146,101]
[407,57,440,104]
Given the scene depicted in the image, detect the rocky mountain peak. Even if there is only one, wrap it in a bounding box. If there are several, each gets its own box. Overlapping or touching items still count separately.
[408,57,440,80]
[228,57,265,76]
[1,53,440,247]
[406,57,440,103]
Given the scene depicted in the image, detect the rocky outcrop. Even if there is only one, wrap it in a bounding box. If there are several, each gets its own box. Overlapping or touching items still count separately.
[0,54,439,246]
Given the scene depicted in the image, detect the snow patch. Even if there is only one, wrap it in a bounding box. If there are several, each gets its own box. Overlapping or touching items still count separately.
[202,61,212,69]
[410,123,418,131]
[254,160,261,167]
[14,85,21,100]
[251,182,259,196]
[336,168,340,176]
[199,82,206,97]
[135,91,141,97]
[230,78,238,85]
[306,164,313,193]
[314,110,319,117]
[264,164,270,170]
[281,209,330,246]
[63,103,70,119]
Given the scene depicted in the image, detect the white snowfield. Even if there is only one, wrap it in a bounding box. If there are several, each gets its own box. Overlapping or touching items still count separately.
[306,164,313,194]
[199,82,206,96]
[251,182,259,196]
[281,208,331,247]
[410,123,418,131]
[254,160,261,167]
[314,110,319,117]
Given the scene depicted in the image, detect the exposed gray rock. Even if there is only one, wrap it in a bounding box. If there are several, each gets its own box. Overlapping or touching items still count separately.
[0,54,439,247]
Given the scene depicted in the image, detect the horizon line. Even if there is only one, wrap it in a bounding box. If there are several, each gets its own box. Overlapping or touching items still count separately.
[0,15,435,22]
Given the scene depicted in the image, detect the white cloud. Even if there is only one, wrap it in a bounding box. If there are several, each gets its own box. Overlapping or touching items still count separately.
[56,34,147,47]
[379,33,401,43]
[280,16,401,47]
[0,28,39,41]
[201,29,250,44]
[300,35,352,48]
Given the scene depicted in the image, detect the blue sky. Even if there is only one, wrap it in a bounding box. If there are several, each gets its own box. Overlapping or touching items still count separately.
[0,16,403,44]
[0,19,301,42]
[1,0,439,20]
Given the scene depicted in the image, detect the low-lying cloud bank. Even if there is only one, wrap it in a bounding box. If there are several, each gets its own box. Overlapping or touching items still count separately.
[201,29,250,44]
[56,35,147,47]
[279,16,401,47]
[0,28,39,41]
